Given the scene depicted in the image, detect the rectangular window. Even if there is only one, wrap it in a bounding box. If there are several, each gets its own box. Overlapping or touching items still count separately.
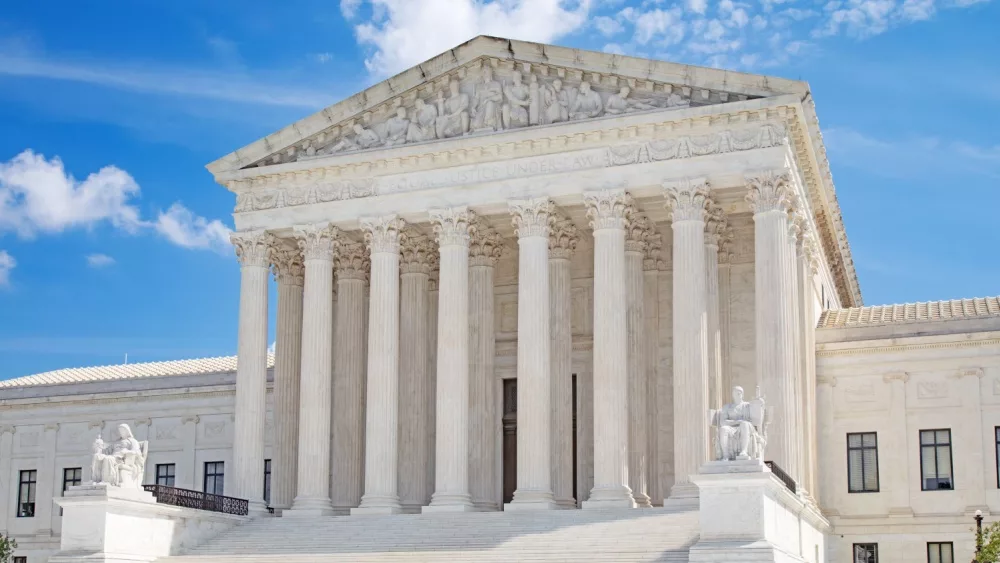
[853,543,878,563]
[13,557,27,563]
[920,429,954,491]
[204,461,224,496]
[995,427,1000,488]
[927,542,954,563]
[263,459,272,506]
[847,432,880,493]
[62,467,82,492]
[156,463,176,487]
[17,469,37,517]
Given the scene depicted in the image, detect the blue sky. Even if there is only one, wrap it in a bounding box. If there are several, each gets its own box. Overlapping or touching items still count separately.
[0,0,997,379]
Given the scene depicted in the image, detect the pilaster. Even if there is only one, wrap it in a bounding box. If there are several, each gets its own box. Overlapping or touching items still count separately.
[549,214,579,509]
[179,416,199,490]
[705,205,726,411]
[0,426,14,535]
[36,423,59,534]
[625,212,652,508]
[882,372,913,517]
[957,368,988,515]
[643,234,662,506]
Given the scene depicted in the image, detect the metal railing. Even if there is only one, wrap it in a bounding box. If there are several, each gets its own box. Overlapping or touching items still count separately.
[764,460,797,494]
[142,484,249,516]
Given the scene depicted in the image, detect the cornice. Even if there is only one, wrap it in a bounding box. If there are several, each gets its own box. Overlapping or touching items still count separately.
[817,338,1000,358]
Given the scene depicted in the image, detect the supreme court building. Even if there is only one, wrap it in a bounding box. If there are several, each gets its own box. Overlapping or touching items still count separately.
[2,37,998,563]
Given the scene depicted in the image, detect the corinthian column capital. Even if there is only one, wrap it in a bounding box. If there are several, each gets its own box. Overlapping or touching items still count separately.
[362,215,406,254]
[584,189,632,231]
[625,213,652,254]
[294,223,340,261]
[335,241,370,281]
[643,232,663,271]
[430,207,473,247]
[400,231,437,274]
[705,205,728,248]
[549,215,579,260]
[271,245,305,286]
[509,198,555,238]
[231,230,274,268]
[663,179,711,223]
[469,218,504,267]
[745,169,793,215]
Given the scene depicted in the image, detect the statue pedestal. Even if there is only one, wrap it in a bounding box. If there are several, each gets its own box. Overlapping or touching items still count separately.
[49,484,247,563]
[688,461,829,563]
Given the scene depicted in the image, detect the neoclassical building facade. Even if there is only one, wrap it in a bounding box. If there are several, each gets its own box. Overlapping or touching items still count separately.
[1,37,996,563]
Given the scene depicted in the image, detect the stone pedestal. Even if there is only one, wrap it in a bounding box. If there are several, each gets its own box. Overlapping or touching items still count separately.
[688,462,828,563]
[50,484,246,563]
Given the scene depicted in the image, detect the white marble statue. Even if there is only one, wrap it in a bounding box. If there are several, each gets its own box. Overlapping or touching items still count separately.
[406,98,438,142]
[471,65,504,132]
[326,123,381,154]
[383,107,411,147]
[570,81,603,120]
[541,78,570,124]
[435,80,470,139]
[710,386,767,461]
[502,71,532,129]
[91,424,147,489]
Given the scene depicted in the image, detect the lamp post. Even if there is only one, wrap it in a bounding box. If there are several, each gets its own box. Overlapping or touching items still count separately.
[975,509,984,563]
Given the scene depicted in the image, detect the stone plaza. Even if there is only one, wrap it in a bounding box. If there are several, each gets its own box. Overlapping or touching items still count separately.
[1,36,997,563]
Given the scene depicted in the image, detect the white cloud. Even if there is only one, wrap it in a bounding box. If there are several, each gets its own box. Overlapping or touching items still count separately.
[153,203,232,253]
[688,0,709,15]
[630,7,686,45]
[594,15,625,36]
[0,150,142,238]
[86,253,116,268]
[341,0,363,19]
[0,250,14,287]
[312,52,334,64]
[824,128,1000,180]
[350,0,593,77]
[268,341,276,355]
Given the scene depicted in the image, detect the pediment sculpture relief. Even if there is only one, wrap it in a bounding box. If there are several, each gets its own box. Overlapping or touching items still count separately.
[287,62,725,164]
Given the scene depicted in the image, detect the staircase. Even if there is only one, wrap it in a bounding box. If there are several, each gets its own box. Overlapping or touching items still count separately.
[159,506,699,562]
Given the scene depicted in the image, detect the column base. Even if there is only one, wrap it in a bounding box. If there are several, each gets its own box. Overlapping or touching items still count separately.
[352,505,403,515]
[555,497,578,510]
[287,496,335,517]
[424,492,475,513]
[248,498,270,516]
[505,489,558,511]
[353,494,403,515]
[663,482,700,509]
[472,500,500,512]
[582,486,636,509]
[400,503,425,514]
[632,492,652,508]
[330,504,353,516]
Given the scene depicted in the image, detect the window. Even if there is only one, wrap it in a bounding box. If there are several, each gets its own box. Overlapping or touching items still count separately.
[156,463,176,487]
[13,557,27,563]
[927,542,953,563]
[847,433,879,493]
[995,427,1000,488]
[63,467,82,492]
[920,429,954,490]
[263,459,272,505]
[853,543,878,563]
[204,461,224,496]
[17,470,37,517]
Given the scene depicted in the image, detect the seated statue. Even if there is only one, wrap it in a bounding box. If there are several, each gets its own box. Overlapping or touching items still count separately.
[91,423,147,489]
[710,385,767,461]
[383,107,410,147]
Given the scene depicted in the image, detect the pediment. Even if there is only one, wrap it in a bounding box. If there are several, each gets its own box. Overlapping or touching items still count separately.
[207,36,809,176]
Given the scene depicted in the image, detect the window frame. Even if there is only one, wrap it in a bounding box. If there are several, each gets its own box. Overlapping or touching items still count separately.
[920,429,955,491]
[155,463,176,487]
[995,426,1000,489]
[62,467,82,493]
[263,459,272,506]
[847,432,880,493]
[13,557,27,563]
[927,541,954,563]
[203,461,224,496]
[17,469,37,518]
[853,543,878,563]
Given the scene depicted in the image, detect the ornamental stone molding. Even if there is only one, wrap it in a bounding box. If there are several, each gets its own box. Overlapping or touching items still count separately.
[335,241,371,281]
[745,169,793,215]
[400,231,437,274]
[294,223,340,261]
[1,425,15,435]
[584,189,632,231]
[182,415,201,425]
[662,179,711,223]
[469,218,505,267]
[624,212,652,254]
[509,198,555,239]
[882,372,910,384]
[430,207,474,248]
[89,420,105,430]
[705,204,727,249]
[606,123,786,166]
[643,232,663,271]
[548,215,579,261]
[231,230,275,268]
[361,215,407,254]
[271,245,306,286]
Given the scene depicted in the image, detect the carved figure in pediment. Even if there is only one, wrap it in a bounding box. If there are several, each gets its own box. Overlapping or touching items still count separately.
[406,98,438,143]
[666,92,690,108]
[383,107,410,147]
[541,78,570,124]
[502,71,532,129]
[435,80,470,139]
[570,81,603,121]
[471,65,504,132]
[325,123,381,154]
[604,86,630,115]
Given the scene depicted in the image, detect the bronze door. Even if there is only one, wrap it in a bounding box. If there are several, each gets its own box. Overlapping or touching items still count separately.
[502,379,517,505]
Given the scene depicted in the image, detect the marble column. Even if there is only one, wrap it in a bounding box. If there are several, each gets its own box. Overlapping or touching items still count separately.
[288,224,338,516]
[663,180,711,503]
[399,232,434,513]
[355,215,406,515]
[625,214,651,508]
[507,198,557,510]
[583,190,635,509]
[426,208,474,512]
[746,170,797,479]
[643,234,662,506]
[230,230,274,514]
[549,215,579,509]
[787,213,804,484]
[426,263,440,505]
[270,246,304,512]
[331,241,369,515]
[469,219,503,511]
[705,207,726,411]
[802,236,821,499]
